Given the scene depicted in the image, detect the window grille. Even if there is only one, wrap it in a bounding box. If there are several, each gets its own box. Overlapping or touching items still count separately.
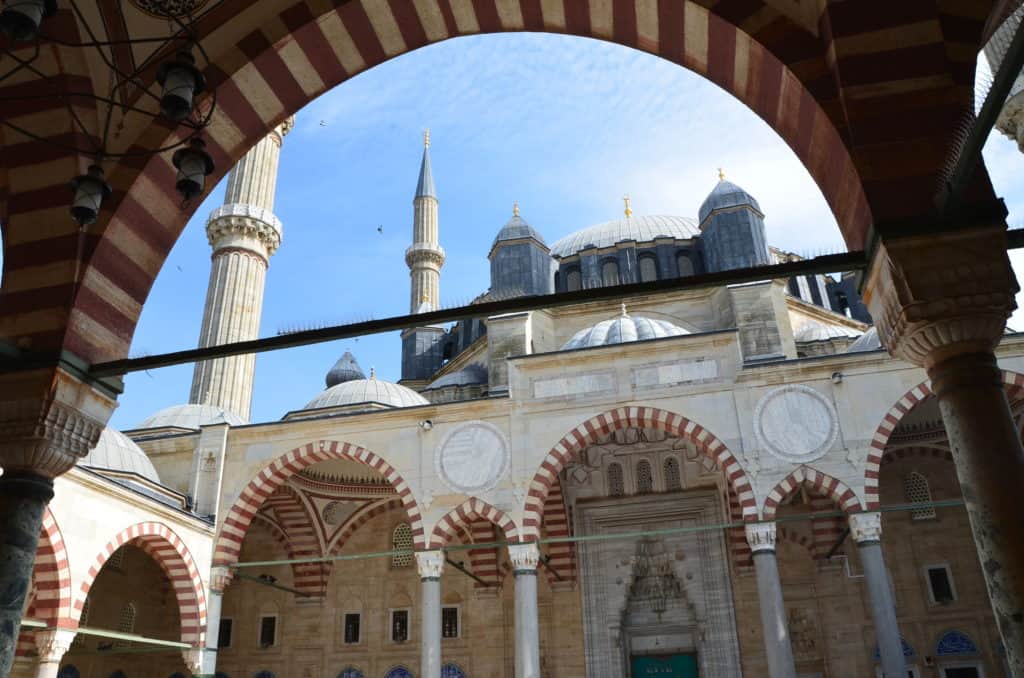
[639,257,658,282]
[117,602,136,634]
[74,600,90,646]
[636,460,654,494]
[664,457,682,491]
[108,547,126,570]
[442,607,459,639]
[337,668,364,678]
[441,664,467,678]
[903,472,936,520]
[602,260,619,286]
[390,610,409,643]
[391,523,414,568]
[343,613,361,644]
[607,463,625,497]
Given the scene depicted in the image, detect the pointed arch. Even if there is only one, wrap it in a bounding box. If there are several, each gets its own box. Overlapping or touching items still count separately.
[213,440,425,566]
[263,486,325,599]
[428,497,519,549]
[33,509,72,624]
[523,406,755,539]
[73,523,206,646]
[762,466,862,520]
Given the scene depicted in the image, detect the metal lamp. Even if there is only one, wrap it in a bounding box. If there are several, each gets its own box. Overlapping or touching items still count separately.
[0,0,56,42]
[156,51,206,122]
[172,138,215,201]
[69,165,111,226]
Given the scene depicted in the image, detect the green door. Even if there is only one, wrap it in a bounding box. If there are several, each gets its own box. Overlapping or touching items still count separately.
[629,654,699,677]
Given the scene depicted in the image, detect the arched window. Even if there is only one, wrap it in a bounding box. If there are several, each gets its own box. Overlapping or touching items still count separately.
[384,667,413,678]
[566,269,582,292]
[442,664,467,678]
[935,630,979,657]
[676,253,694,277]
[391,523,414,568]
[639,256,658,282]
[607,463,625,497]
[663,457,681,491]
[117,602,136,634]
[602,259,619,286]
[108,547,126,570]
[636,460,653,494]
[337,669,364,678]
[903,472,936,520]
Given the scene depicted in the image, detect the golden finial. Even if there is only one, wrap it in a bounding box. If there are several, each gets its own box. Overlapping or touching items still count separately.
[623,194,632,218]
[370,367,376,379]
[513,202,520,217]
[421,293,429,303]
[424,128,430,148]
[621,303,628,317]
[717,167,725,182]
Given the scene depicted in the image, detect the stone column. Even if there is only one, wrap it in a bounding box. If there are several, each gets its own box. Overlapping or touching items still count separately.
[850,513,904,678]
[864,226,1024,673]
[745,523,796,678]
[33,629,75,678]
[191,566,233,678]
[415,551,444,678]
[509,543,541,678]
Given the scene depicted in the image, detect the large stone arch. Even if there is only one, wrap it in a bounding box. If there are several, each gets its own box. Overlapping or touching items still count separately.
[427,497,520,549]
[72,522,207,647]
[522,405,755,540]
[761,465,862,520]
[34,509,72,625]
[864,370,1024,509]
[213,440,425,565]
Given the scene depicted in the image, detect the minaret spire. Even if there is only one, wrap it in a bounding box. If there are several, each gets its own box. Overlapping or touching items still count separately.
[406,130,444,313]
[189,117,294,421]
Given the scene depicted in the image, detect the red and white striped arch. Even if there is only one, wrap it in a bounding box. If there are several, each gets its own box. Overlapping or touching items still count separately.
[539,478,576,585]
[523,406,755,540]
[864,370,1024,509]
[33,509,73,625]
[263,486,326,599]
[214,440,424,566]
[72,522,207,646]
[428,497,519,549]
[761,466,862,520]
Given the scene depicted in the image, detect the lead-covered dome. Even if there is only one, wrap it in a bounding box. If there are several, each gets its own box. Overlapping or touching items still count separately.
[562,310,690,350]
[550,215,699,258]
[699,179,762,223]
[136,403,246,430]
[81,428,160,483]
[326,350,366,387]
[304,373,429,411]
[794,319,863,343]
[846,327,882,353]
[491,213,547,251]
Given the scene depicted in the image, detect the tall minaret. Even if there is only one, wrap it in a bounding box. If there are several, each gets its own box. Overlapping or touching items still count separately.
[405,129,445,313]
[189,117,293,421]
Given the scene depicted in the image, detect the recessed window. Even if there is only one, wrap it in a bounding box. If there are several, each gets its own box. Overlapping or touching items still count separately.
[343,613,361,644]
[904,472,936,520]
[566,269,582,292]
[676,253,694,277]
[926,565,956,604]
[663,457,681,491]
[217,618,232,648]
[602,259,619,286]
[940,668,981,678]
[390,609,410,643]
[392,523,414,568]
[639,256,658,282]
[636,460,653,494]
[116,602,136,647]
[258,615,277,648]
[442,606,459,639]
[607,463,624,497]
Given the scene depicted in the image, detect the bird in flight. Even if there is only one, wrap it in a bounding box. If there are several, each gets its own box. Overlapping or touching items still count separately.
[377,225,383,234]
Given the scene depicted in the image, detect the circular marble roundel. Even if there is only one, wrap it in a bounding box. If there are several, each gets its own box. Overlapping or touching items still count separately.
[753,385,839,463]
[436,422,510,493]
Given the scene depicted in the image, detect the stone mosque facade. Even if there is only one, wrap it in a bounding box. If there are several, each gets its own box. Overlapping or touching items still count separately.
[12,122,1024,678]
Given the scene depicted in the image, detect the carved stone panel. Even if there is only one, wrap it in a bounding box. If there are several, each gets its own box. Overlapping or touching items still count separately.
[435,421,510,493]
[754,385,838,463]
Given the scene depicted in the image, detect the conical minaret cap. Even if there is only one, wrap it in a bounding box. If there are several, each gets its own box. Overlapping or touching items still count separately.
[326,350,366,388]
[415,132,437,199]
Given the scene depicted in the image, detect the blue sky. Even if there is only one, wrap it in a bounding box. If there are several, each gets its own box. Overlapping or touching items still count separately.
[104,33,1024,429]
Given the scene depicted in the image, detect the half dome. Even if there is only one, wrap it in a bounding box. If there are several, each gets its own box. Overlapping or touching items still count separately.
[794,320,863,343]
[304,375,429,411]
[136,403,246,430]
[425,363,488,391]
[561,312,689,350]
[549,215,699,259]
[846,327,882,353]
[81,428,160,483]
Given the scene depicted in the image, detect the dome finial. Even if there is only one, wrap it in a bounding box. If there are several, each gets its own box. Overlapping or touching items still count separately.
[623,194,632,218]
[717,167,725,182]
[370,367,376,379]
[513,201,519,217]
[621,302,628,317]
[424,128,430,148]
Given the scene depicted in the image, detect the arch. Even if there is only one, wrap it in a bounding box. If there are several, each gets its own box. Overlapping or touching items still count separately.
[428,497,519,549]
[863,370,1024,508]
[73,522,207,647]
[524,406,755,538]
[442,663,468,678]
[935,629,980,657]
[31,509,72,624]
[214,440,425,565]
[337,669,363,678]
[761,465,862,520]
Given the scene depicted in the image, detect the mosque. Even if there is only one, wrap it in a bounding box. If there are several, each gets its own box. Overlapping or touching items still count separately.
[11,120,1023,678]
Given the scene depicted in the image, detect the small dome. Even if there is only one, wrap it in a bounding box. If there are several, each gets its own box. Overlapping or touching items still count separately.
[136,403,246,430]
[304,375,429,411]
[699,179,762,223]
[561,310,690,350]
[326,350,366,387]
[425,363,488,390]
[794,320,862,343]
[491,212,547,251]
[81,428,160,483]
[846,327,882,353]
[549,215,699,259]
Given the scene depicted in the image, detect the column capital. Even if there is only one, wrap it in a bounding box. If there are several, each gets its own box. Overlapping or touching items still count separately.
[34,629,75,663]
[745,522,777,553]
[210,565,234,593]
[508,543,541,572]
[849,512,883,543]
[182,647,203,675]
[415,550,445,579]
[863,227,1017,369]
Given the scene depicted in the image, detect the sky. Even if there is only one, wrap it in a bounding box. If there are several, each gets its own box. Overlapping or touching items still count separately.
[98,32,1024,429]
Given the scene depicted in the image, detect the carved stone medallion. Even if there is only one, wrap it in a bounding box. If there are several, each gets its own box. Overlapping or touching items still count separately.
[753,385,838,463]
[130,0,211,18]
[435,421,509,493]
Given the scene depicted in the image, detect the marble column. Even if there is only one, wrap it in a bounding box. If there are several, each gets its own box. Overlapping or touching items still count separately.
[191,566,233,678]
[415,551,444,678]
[745,523,796,678]
[32,629,75,678]
[509,543,541,678]
[850,513,903,678]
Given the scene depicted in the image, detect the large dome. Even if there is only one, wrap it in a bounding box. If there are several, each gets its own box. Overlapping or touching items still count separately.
[304,375,430,411]
[136,403,246,430]
[562,311,690,350]
[550,215,699,258]
[81,428,160,483]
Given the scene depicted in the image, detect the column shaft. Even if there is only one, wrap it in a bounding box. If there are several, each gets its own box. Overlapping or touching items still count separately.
[514,570,540,678]
[929,352,1024,674]
[0,472,54,677]
[752,551,796,678]
[857,539,903,678]
[196,585,225,678]
[421,577,441,678]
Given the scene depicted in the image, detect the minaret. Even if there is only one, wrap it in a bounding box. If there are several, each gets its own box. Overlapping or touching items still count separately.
[189,117,293,421]
[405,129,445,313]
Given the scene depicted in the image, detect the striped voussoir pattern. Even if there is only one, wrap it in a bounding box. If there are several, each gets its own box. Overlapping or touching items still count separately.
[761,466,862,521]
[428,497,519,549]
[523,406,755,539]
[863,370,1024,509]
[72,522,206,646]
[15,510,72,657]
[467,520,502,587]
[25,0,889,368]
[263,486,327,599]
[540,479,575,585]
[726,486,752,570]
[214,440,424,566]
